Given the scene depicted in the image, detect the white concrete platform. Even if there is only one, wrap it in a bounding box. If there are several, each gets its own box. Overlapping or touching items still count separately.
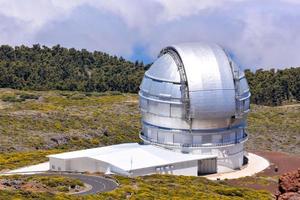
[1,162,50,175]
[204,153,270,180]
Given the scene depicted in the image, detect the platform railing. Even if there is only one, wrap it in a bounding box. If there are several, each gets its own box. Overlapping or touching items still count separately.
[139,132,248,148]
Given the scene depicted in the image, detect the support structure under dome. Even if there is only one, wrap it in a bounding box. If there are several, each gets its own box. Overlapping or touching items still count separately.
[139,42,251,169]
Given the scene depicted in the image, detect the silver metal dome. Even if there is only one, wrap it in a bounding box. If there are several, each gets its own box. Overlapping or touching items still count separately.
[139,42,250,169]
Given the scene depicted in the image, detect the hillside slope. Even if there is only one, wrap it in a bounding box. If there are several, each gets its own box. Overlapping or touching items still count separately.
[246,104,300,154]
[1,88,298,199]
[0,89,299,171]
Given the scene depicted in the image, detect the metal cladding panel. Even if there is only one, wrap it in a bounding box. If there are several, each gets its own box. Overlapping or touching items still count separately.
[145,54,180,83]
[142,111,234,130]
[140,77,181,100]
[171,84,181,98]
[140,77,151,93]
[191,118,231,129]
[148,101,171,117]
[170,104,183,118]
[172,43,235,91]
[139,97,148,111]
[170,43,236,118]
[149,79,162,96]
[239,78,249,94]
[142,112,190,129]
[189,89,236,119]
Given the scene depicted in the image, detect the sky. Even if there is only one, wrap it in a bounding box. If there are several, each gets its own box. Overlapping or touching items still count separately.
[0,0,300,70]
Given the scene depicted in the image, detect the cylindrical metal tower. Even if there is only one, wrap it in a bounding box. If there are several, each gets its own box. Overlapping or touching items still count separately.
[139,42,251,169]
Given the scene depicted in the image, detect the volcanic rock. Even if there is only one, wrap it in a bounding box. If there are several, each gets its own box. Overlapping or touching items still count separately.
[276,168,300,200]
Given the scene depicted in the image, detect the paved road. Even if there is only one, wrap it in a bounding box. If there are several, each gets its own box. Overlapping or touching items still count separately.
[37,173,118,195]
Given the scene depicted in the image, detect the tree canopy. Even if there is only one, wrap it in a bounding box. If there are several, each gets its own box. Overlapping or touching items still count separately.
[0,44,299,106]
[0,44,146,93]
[245,68,300,106]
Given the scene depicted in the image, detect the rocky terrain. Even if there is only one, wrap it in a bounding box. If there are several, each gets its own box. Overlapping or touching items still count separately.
[276,169,300,200]
[0,175,84,194]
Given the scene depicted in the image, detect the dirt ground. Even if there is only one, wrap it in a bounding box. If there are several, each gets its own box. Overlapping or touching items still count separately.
[254,151,300,176]
[226,151,300,194]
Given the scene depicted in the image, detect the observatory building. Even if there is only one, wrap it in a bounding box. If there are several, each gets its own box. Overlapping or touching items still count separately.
[48,42,250,176]
[139,43,250,169]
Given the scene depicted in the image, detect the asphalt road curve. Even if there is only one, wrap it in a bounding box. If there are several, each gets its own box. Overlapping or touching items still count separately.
[39,173,118,195]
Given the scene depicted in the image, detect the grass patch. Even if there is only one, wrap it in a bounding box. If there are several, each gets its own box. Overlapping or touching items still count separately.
[0,150,62,171]
[0,175,272,200]
[0,89,299,171]
[0,89,140,156]
[246,104,300,154]
[1,94,24,102]
[96,175,272,200]
[31,176,84,189]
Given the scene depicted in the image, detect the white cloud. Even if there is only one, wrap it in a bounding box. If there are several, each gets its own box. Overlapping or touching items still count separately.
[0,0,299,69]
[155,0,233,21]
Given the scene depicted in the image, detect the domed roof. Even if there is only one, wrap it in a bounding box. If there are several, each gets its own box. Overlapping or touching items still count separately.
[139,42,250,126]
[171,42,235,91]
[145,53,181,83]
[139,42,250,163]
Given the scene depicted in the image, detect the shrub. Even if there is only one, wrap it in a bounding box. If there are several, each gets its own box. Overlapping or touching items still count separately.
[19,93,39,100]
[57,186,69,192]
[68,93,86,100]
[1,95,24,102]
[215,188,244,197]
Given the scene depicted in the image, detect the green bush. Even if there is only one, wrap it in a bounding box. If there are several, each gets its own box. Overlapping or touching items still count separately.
[0,150,62,170]
[19,93,39,100]
[57,186,69,192]
[215,188,244,197]
[1,95,24,102]
[68,93,86,100]
[106,91,123,96]
[35,176,84,188]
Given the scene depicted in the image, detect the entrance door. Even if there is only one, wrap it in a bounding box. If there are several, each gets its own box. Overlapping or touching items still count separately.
[198,158,217,175]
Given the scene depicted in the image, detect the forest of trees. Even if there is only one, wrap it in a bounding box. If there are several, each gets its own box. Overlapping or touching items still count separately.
[245,68,300,106]
[0,44,146,93]
[0,44,299,106]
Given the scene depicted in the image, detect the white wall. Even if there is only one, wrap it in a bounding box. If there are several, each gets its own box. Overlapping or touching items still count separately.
[50,157,218,177]
[68,157,110,173]
[49,157,66,171]
[130,160,199,177]
[170,143,245,169]
[49,157,111,173]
